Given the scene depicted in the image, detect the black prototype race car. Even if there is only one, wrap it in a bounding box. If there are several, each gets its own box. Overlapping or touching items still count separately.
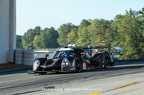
[33,47,114,74]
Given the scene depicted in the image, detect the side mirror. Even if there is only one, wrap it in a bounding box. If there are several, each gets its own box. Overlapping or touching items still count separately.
[44,54,49,58]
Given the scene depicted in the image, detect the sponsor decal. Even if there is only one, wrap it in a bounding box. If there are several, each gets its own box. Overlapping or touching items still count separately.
[83,62,86,69]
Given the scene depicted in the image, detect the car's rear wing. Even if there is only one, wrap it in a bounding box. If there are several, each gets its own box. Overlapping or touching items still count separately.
[80,45,111,56]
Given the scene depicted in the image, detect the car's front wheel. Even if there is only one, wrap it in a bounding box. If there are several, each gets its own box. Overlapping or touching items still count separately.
[75,60,82,72]
[33,59,40,71]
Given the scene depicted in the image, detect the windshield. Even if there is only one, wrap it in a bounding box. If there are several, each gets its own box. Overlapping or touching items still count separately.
[53,50,75,59]
[85,52,92,58]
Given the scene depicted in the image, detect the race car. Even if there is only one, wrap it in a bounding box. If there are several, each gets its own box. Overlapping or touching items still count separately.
[33,47,114,74]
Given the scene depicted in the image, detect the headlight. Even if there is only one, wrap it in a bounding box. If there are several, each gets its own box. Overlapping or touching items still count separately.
[62,58,70,67]
[33,59,40,71]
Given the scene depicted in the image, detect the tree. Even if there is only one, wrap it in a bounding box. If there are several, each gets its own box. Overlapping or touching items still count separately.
[22,26,42,49]
[16,35,23,48]
[67,28,78,44]
[112,9,143,59]
[39,27,59,48]
[110,14,124,46]
[33,35,42,49]
[76,19,91,46]
[49,27,59,48]
[57,23,77,46]
[137,7,144,57]
[22,29,34,49]
[33,26,42,35]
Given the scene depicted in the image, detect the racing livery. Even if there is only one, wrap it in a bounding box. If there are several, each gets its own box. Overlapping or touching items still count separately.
[33,47,114,74]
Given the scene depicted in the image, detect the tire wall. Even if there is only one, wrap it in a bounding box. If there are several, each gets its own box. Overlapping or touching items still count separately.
[23,49,34,65]
[14,49,34,65]
[15,49,23,64]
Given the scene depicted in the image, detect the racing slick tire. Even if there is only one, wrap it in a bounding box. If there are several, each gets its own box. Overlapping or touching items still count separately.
[104,56,110,68]
[100,55,110,69]
[75,60,82,73]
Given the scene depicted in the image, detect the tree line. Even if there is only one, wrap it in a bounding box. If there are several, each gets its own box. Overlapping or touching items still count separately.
[16,7,144,59]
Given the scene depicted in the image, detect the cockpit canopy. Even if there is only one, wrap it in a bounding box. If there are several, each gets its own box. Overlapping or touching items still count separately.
[53,50,75,59]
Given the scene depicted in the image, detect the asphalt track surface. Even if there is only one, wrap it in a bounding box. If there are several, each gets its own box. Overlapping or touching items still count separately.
[0,59,144,95]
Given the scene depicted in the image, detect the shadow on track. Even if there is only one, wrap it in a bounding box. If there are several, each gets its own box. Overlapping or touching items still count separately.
[37,59,144,75]
[1,59,144,76]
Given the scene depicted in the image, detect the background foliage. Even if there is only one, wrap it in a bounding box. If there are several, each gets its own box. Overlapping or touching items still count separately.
[16,8,144,59]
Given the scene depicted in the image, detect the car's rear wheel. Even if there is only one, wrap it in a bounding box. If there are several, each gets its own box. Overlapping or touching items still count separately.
[104,57,110,68]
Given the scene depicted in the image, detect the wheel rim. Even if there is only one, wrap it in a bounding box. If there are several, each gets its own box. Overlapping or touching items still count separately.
[33,60,40,71]
[76,63,82,72]
[105,58,110,68]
